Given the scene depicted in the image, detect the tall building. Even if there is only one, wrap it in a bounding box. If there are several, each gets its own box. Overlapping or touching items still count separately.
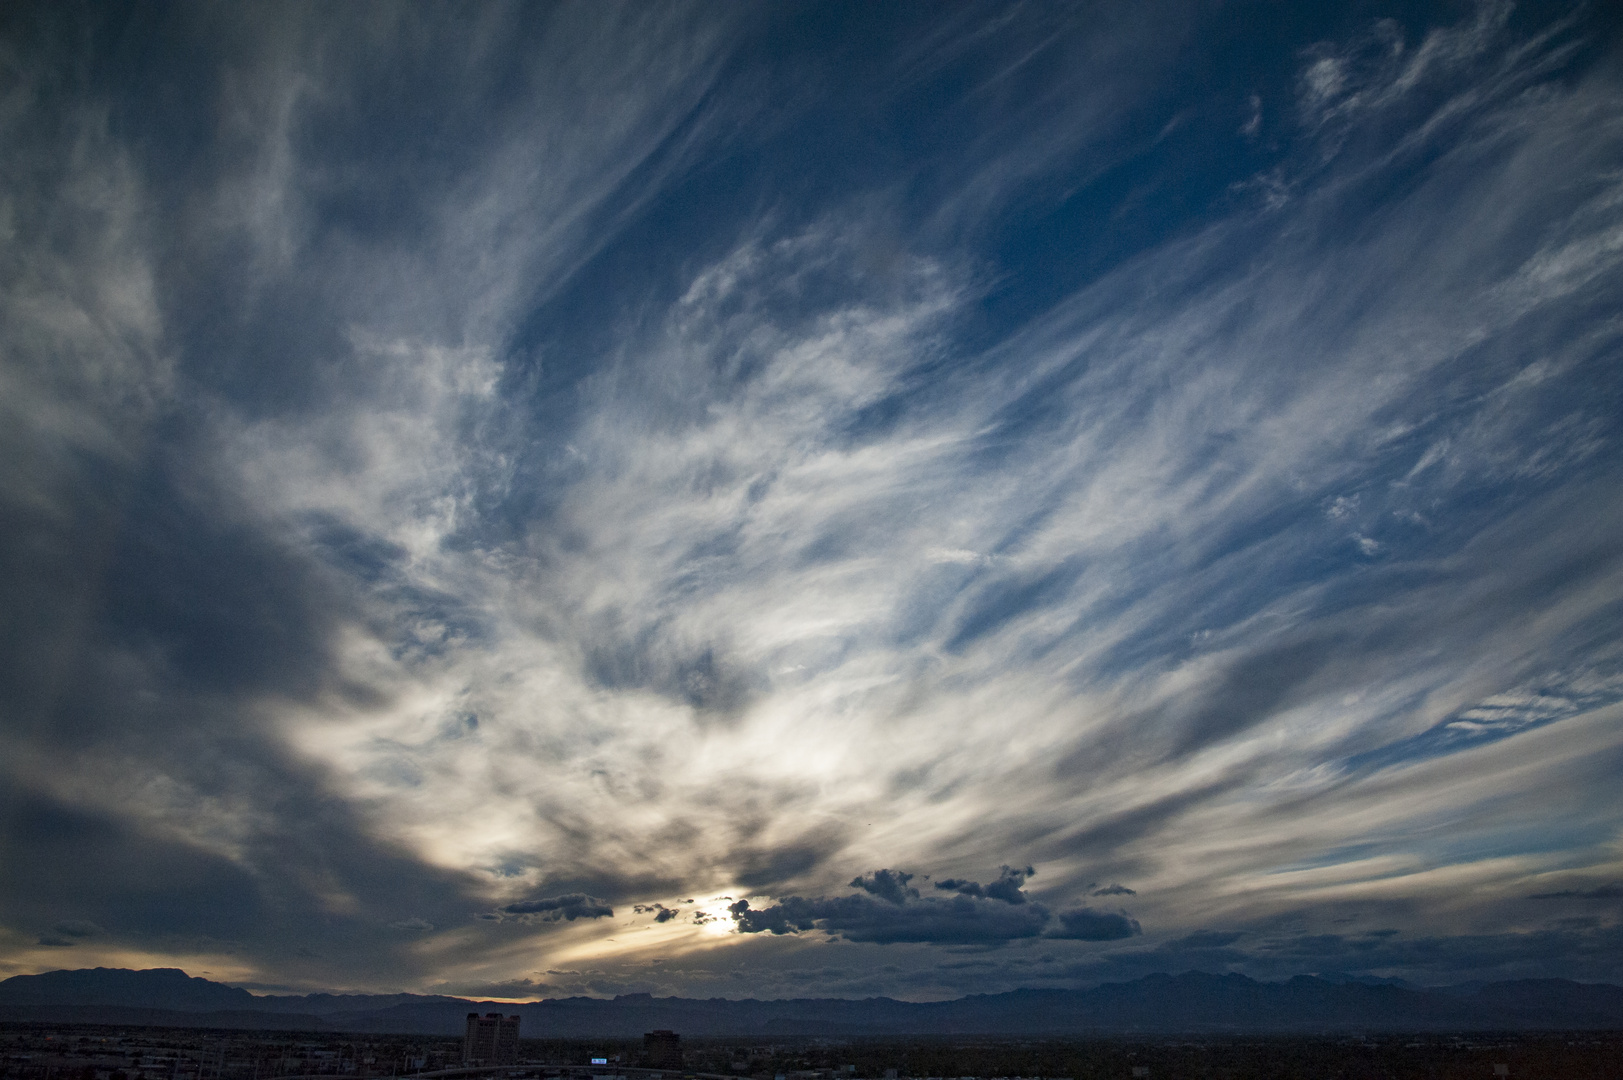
[643,1030,682,1070]
[464,1012,521,1064]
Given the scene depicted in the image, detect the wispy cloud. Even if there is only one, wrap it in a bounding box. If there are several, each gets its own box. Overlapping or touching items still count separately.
[1,2,1620,996]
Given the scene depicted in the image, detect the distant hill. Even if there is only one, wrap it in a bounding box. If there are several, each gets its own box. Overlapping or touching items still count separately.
[3,967,1622,1035]
[0,968,260,1012]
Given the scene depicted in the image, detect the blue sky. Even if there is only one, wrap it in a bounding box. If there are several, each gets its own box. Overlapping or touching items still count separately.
[2,0,1622,1000]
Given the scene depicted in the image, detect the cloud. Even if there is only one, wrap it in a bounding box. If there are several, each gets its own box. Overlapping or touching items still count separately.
[439,978,552,1000]
[1163,930,1245,950]
[731,866,1137,946]
[0,0,1619,1000]
[49,920,102,938]
[729,892,1054,946]
[635,903,682,923]
[501,895,615,922]
[1528,884,1623,901]
[852,869,920,904]
[730,835,850,891]
[28,919,101,949]
[1049,908,1142,941]
[934,866,1035,904]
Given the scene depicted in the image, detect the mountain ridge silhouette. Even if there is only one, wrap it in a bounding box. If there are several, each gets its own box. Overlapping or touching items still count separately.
[4,967,1621,1034]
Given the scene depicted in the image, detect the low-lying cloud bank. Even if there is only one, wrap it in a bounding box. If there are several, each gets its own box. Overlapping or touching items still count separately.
[494,895,616,923]
[730,867,1141,944]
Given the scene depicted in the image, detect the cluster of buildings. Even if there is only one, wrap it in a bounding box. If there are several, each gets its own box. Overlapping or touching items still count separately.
[461,1016,685,1072]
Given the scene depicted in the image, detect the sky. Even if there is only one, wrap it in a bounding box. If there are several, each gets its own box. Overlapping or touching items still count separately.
[1,0,1622,1003]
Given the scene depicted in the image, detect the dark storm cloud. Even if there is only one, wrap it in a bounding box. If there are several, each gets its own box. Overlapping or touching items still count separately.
[934,866,1035,904]
[634,903,681,923]
[852,869,919,904]
[1091,884,1136,897]
[731,866,1138,946]
[1048,908,1141,941]
[501,895,615,922]
[729,892,1054,946]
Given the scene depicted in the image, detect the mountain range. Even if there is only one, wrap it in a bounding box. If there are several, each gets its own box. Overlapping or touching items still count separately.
[3,967,1622,1035]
